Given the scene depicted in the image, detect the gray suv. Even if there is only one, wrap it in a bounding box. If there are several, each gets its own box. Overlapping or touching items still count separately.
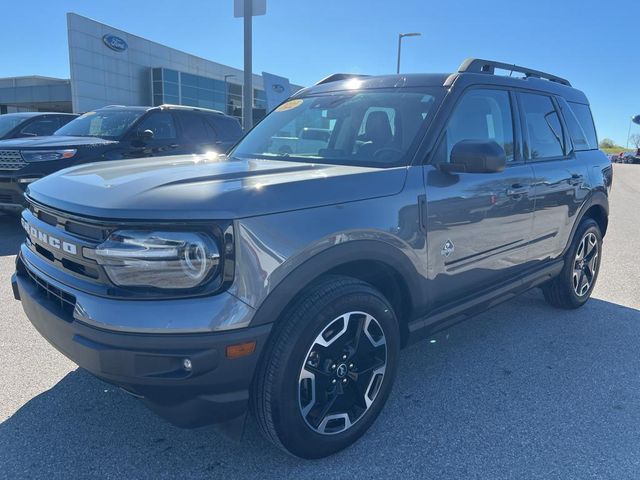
[11,59,612,458]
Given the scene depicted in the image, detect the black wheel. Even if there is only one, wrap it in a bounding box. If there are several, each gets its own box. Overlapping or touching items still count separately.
[252,275,400,458]
[542,218,602,309]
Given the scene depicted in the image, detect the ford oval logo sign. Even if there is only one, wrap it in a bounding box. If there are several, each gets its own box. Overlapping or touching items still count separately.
[102,34,128,52]
[271,83,285,94]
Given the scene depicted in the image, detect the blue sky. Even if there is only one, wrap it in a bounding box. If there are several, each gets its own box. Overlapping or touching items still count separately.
[1,0,637,145]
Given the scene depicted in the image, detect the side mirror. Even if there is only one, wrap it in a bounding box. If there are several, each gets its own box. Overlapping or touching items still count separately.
[137,129,154,140]
[440,140,507,174]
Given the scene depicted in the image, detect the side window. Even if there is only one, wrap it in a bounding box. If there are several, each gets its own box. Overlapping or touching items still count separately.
[207,115,241,142]
[136,112,177,140]
[179,113,217,143]
[557,98,589,152]
[568,102,598,150]
[442,89,515,163]
[21,118,60,136]
[520,93,565,160]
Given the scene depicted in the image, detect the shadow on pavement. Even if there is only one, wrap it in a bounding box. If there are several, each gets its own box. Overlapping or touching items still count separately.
[0,214,24,257]
[2,292,640,479]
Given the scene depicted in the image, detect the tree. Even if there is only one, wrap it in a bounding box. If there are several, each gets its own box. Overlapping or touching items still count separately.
[599,138,616,149]
[629,134,640,149]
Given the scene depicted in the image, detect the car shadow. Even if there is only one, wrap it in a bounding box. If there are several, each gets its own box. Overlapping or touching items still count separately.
[2,292,640,479]
[0,213,24,257]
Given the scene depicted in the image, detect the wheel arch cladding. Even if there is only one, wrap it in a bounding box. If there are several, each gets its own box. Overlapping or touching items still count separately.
[249,240,421,347]
[582,203,608,237]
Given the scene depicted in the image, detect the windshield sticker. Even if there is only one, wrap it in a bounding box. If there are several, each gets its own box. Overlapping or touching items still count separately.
[276,99,303,112]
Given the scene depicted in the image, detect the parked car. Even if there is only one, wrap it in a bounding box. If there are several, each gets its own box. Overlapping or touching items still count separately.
[11,59,611,458]
[0,105,242,213]
[0,112,77,140]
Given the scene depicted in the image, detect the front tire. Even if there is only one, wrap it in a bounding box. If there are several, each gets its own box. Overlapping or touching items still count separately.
[542,218,602,309]
[252,275,400,458]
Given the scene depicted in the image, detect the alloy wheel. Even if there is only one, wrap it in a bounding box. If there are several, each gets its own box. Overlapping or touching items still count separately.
[573,232,598,297]
[298,311,387,435]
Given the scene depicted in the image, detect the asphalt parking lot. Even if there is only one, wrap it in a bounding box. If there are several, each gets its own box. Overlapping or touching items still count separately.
[0,164,638,479]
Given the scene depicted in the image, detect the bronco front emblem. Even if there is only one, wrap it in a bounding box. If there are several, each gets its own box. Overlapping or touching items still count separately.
[441,239,455,258]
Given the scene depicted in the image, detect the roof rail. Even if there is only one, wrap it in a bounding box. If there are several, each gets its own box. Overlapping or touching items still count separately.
[314,73,371,86]
[159,104,225,115]
[457,58,571,87]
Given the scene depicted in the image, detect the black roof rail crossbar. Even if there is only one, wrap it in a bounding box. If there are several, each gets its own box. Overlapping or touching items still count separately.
[457,58,571,87]
[315,73,371,86]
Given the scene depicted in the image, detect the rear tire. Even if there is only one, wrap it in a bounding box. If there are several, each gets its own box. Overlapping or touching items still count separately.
[542,218,602,309]
[252,275,400,458]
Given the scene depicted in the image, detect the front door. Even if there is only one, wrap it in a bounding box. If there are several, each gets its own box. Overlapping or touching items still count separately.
[126,111,180,158]
[424,87,536,308]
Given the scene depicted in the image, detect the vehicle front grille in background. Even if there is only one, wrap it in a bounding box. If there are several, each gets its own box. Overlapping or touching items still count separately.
[22,261,76,316]
[0,150,26,170]
[0,193,13,203]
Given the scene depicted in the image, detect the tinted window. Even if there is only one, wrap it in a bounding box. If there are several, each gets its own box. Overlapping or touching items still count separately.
[520,93,564,159]
[136,112,177,140]
[21,118,60,136]
[443,89,515,162]
[557,98,589,151]
[208,115,242,142]
[179,113,217,143]
[232,89,442,168]
[568,102,598,150]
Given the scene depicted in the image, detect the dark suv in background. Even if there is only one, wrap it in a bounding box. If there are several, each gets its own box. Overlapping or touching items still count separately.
[12,59,611,458]
[0,105,242,213]
[0,112,77,140]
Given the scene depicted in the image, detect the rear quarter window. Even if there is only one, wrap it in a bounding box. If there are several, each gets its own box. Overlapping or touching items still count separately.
[567,102,598,151]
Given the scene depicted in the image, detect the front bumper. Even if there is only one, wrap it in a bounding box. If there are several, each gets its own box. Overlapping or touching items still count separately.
[12,256,272,427]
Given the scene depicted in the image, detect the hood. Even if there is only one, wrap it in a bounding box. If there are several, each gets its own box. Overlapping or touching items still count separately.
[26,155,407,220]
[0,135,118,148]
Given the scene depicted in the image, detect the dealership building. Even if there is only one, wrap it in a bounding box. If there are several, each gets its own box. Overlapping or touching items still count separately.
[0,13,301,125]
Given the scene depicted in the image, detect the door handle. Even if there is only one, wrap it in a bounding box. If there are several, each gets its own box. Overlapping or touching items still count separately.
[506,183,530,197]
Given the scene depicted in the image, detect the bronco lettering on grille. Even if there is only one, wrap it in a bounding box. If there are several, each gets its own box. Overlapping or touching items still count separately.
[21,218,78,255]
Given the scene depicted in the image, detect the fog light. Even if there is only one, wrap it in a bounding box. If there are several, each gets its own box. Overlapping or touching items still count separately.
[182,358,192,371]
[226,341,256,359]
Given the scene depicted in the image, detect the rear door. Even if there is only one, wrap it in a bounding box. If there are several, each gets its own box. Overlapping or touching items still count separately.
[176,112,220,154]
[518,92,591,262]
[424,87,536,307]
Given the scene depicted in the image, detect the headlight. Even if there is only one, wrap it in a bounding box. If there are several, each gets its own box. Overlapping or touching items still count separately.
[21,149,77,162]
[94,230,220,289]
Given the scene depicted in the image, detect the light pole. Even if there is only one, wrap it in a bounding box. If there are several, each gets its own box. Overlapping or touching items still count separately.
[627,114,640,149]
[224,74,236,116]
[397,32,421,74]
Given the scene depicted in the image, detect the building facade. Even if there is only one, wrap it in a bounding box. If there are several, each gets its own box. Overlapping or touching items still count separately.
[0,13,300,125]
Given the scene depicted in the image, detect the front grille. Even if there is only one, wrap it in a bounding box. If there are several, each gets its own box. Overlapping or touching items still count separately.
[0,150,26,170]
[22,262,76,316]
[0,193,13,203]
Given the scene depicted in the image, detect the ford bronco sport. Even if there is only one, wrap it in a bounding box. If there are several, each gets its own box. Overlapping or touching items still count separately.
[11,59,612,458]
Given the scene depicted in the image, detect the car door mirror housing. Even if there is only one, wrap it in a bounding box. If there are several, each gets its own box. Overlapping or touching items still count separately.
[441,140,507,174]
[137,129,154,140]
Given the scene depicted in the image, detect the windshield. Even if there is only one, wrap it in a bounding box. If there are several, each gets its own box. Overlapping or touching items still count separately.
[231,88,442,167]
[0,114,28,137]
[54,109,145,139]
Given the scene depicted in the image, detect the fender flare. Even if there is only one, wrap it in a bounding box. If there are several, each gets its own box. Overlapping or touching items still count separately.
[248,240,424,328]
[561,191,609,257]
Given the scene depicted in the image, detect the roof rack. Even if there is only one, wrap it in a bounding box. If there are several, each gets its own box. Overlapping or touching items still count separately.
[159,104,225,115]
[457,58,571,87]
[314,73,371,86]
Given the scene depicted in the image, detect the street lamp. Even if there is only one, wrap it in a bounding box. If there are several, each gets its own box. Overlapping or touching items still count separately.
[224,74,236,116]
[397,32,421,74]
[626,114,640,148]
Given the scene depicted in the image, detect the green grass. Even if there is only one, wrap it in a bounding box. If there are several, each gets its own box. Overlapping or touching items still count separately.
[601,147,633,154]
